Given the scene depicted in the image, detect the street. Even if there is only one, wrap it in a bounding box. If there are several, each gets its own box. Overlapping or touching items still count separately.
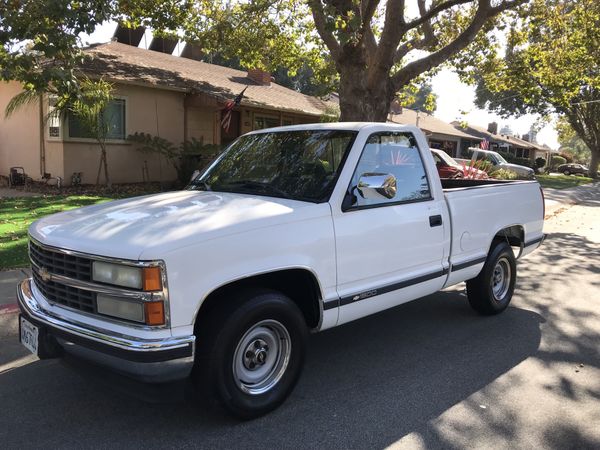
[0,189,598,449]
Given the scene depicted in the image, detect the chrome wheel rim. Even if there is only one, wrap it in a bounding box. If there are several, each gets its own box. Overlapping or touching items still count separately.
[491,257,511,301]
[232,319,291,395]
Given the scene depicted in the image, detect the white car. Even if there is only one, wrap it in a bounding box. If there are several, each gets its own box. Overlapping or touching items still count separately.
[18,123,545,418]
[457,148,535,179]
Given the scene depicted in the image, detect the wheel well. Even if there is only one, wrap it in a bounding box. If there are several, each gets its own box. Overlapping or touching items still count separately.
[194,269,322,330]
[492,225,524,251]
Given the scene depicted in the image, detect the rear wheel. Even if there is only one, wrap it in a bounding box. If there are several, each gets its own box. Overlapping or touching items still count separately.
[193,289,308,419]
[466,241,516,315]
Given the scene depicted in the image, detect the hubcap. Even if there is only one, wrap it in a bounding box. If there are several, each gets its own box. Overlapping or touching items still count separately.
[491,257,511,301]
[232,320,291,395]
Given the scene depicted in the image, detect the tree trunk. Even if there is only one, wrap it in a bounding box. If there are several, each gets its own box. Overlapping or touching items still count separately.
[101,144,111,188]
[337,61,393,122]
[590,146,599,178]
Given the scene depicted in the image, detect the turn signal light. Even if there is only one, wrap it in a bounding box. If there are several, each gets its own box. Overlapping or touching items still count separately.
[142,267,162,291]
[144,301,165,326]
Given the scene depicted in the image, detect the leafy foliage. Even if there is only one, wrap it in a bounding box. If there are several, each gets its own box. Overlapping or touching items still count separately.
[471,0,600,177]
[550,156,567,169]
[127,132,222,185]
[398,83,438,114]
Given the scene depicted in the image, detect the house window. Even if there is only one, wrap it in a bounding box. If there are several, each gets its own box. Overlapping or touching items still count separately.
[67,98,126,140]
[47,97,61,138]
[254,115,280,130]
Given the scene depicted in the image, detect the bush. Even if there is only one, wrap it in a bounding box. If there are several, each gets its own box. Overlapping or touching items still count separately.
[551,155,567,169]
[535,157,546,168]
[490,168,518,180]
[559,151,573,163]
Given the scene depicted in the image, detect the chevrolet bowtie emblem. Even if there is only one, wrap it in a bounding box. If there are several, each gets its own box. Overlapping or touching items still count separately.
[39,266,52,283]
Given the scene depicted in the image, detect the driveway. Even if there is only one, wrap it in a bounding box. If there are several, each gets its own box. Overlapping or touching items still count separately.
[0,188,598,449]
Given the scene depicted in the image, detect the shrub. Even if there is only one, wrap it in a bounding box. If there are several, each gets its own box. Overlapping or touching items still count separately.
[490,169,518,180]
[128,132,223,186]
[550,155,567,169]
[535,157,546,168]
[559,151,573,163]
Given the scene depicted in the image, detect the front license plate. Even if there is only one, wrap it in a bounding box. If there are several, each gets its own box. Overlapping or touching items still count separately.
[20,317,39,355]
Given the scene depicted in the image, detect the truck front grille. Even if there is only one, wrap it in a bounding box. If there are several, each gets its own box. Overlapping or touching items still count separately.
[32,268,96,313]
[29,240,96,313]
[29,240,92,281]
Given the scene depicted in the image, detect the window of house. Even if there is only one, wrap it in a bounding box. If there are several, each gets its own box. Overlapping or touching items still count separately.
[67,98,126,140]
[348,132,431,209]
[47,97,61,138]
[253,115,280,130]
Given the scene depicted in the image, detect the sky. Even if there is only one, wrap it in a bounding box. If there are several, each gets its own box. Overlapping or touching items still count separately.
[83,20,559,149]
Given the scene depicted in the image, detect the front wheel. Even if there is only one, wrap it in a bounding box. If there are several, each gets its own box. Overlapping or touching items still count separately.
[563,170,570,175]
[193,289,308,419]
[466,241,517,315]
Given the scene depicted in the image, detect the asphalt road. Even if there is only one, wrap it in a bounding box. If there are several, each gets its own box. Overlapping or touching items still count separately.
[0,192,598,449]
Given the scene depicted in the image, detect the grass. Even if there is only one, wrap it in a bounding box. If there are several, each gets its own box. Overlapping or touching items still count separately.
[0,195,118,269]
[536,174,595,190]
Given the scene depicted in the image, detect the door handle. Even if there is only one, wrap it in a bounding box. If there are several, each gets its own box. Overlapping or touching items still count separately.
[429,215,443,227]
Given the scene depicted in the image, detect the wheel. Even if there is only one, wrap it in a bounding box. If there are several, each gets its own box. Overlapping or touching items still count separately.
[563,170,570,175]
[466,241,516,315]
[193,289,308,419]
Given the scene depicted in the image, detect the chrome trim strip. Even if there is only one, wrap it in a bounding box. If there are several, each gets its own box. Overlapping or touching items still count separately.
[30,260,163,301]
[28,236,171,329]
[18,279,194,353]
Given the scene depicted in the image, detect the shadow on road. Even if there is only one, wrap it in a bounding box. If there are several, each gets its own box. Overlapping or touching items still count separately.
[0,292,543,448]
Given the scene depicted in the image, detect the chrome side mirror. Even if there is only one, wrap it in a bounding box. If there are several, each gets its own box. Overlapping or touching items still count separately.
[357,173,397,200]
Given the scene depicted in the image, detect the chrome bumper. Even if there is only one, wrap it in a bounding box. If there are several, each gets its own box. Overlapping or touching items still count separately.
[17,279,195,383]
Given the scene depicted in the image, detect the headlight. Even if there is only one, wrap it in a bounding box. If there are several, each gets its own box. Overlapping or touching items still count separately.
[97,294,145,323]
[92,261,143,289]
[92,261,163,291]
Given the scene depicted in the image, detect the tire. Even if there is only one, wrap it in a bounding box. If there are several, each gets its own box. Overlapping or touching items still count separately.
[563,170,570,175]
[466,241,517,315]
[193,289,308,419]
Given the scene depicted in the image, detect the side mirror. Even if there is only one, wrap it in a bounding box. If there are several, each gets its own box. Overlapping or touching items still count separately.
[357,173,397,200]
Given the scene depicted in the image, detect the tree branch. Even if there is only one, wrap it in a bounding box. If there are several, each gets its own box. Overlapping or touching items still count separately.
[404,0,474,32]
[392,0,525,90]
[308,0,341,59]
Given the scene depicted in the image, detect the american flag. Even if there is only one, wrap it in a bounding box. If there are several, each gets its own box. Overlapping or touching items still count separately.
[479,139,490,150]
[221,87,247,132]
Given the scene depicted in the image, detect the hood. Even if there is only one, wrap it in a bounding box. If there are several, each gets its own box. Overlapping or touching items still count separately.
[502,163,534,175]
[29,191,320,260]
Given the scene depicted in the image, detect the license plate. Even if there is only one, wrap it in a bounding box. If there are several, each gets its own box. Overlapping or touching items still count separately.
[20,317,39,355]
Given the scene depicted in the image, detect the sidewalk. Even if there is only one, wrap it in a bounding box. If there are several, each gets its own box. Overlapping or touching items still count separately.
[0,268,30,314]
[543,181,600,216]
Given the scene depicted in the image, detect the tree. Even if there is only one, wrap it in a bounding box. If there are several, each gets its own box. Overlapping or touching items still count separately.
[556,117,592,165]
[398,82,438,113]
[472,0,600,177]
[69,79,115,186]
[2,1,524,123]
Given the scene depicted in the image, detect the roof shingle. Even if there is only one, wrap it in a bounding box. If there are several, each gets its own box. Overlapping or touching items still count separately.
[81,42,331,117]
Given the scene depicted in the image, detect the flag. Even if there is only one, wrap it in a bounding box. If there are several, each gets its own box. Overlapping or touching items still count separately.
[220,87,247,132]
[480,139,490,150]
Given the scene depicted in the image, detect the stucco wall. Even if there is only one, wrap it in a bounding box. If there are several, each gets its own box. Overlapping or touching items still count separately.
[0,81,44,180]
[186,107,216,144]
[63,84,183,185]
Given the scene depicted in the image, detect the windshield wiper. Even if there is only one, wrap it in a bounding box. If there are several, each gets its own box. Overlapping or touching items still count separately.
[188,180,211,191]
[217,180,292,199]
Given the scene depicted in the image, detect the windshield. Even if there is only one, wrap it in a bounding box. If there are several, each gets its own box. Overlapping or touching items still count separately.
[494,152,508,164]
[432,149,458,167]
[188,130,357,202]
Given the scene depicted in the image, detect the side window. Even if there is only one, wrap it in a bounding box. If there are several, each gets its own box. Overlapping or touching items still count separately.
[348,132,431,208]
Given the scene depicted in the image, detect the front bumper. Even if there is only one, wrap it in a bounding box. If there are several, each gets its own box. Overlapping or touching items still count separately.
[17,278,195,383]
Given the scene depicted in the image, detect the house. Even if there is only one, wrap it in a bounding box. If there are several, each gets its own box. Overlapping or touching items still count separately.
[0,41,333,185]
[388,108,482,158]
[452,122,551,163]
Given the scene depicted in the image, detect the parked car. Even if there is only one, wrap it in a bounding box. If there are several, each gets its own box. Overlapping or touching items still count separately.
[557,163,589,176]
[457,148,535,179]
[431,148,488,179]
[18,123,546,419]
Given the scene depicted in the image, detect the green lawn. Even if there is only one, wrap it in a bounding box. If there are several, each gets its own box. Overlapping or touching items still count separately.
[536,174,595,190]
[0,195,118,269]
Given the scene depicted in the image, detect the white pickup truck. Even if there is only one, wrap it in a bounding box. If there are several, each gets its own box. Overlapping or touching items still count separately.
[18,123,545,418]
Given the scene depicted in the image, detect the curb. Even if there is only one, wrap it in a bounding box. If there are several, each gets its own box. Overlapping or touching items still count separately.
[0,303,19,315]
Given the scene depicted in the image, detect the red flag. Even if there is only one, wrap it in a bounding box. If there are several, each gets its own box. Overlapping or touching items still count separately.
[480,139,490,150]
[221,87,247,132]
